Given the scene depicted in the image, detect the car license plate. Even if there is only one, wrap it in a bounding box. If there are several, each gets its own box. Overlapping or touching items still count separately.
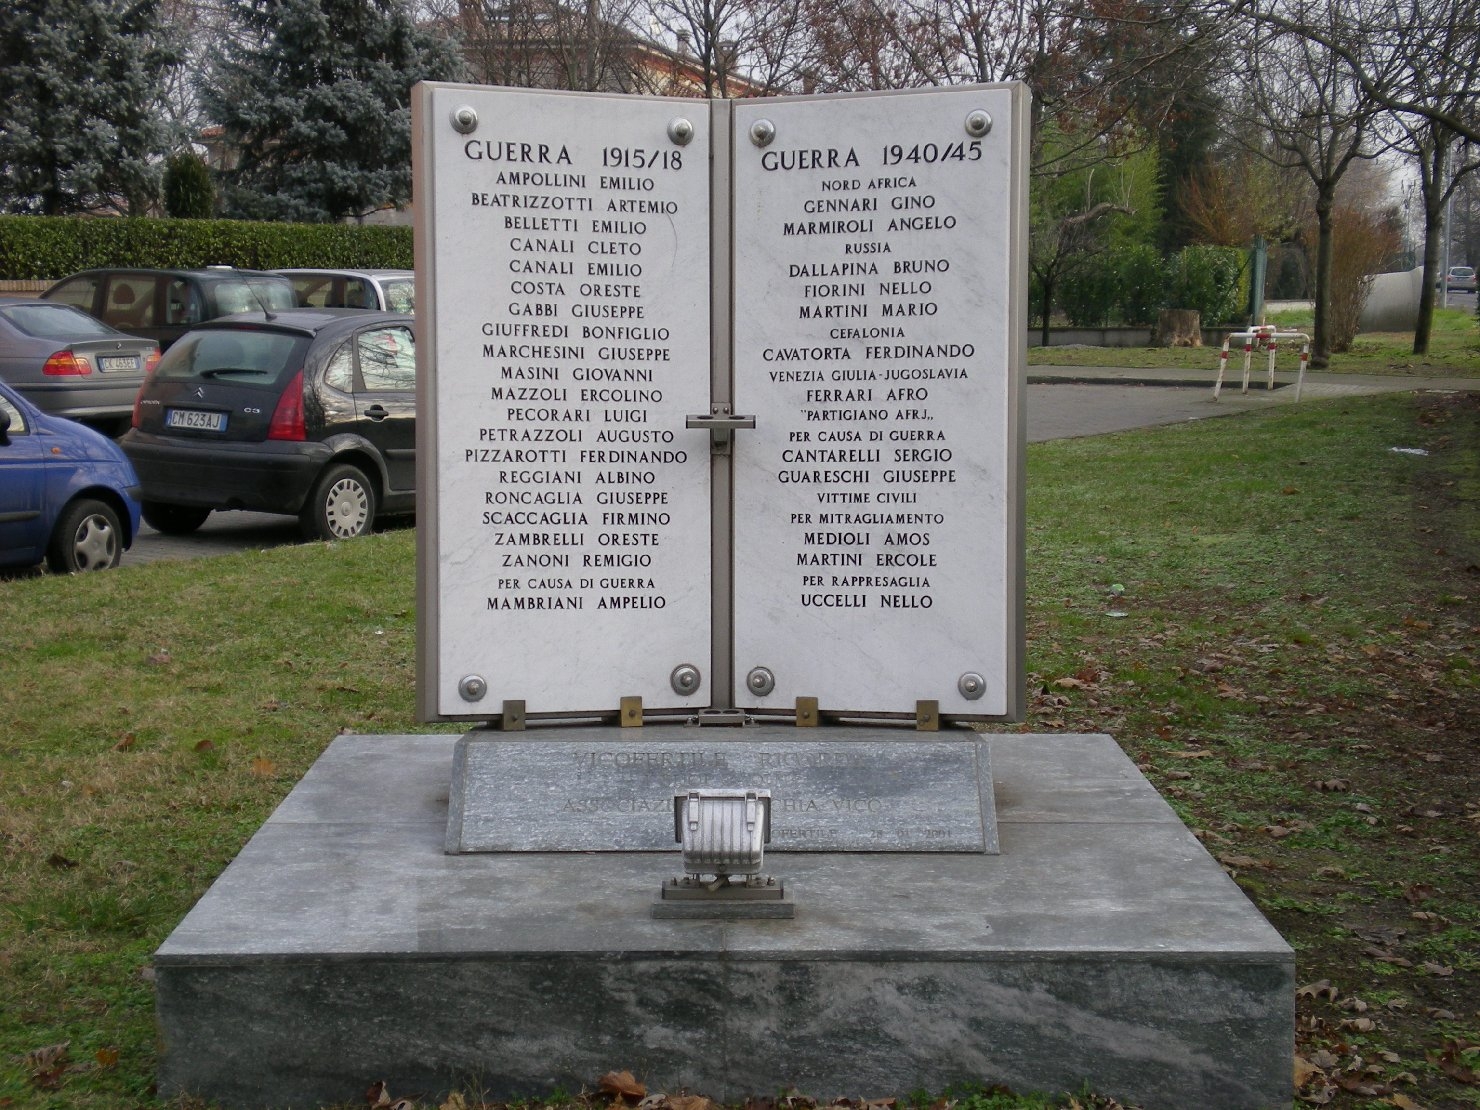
[98,355,139,372]
[165,408,226,432]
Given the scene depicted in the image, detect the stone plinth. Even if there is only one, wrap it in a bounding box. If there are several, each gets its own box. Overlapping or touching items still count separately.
[154,729,1293,1110]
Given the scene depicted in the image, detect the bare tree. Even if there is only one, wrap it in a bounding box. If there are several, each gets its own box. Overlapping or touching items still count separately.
[1387,115,1480,350]
[1178,142,1310,247]
[1237,0,1380,366]
[1250,0,1480,146]
[448,0,649,92]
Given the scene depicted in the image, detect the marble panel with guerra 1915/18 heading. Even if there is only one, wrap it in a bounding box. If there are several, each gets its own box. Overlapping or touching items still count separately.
[418,85,714,719]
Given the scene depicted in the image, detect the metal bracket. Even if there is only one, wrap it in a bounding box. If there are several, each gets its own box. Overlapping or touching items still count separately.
[795,697,819,727]
[686,402,755,456]
[915,699,940,731]
[500,700,526,731]
[689,708,749,727]
[620,696,643,728]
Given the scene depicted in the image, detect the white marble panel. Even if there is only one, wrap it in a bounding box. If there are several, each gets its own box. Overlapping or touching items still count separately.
[419,85,713,717]
[731,88,1024,718]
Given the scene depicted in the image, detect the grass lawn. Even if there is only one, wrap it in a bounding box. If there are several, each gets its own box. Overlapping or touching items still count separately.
[1029,305,1480,377]
[1,391,1477,1109]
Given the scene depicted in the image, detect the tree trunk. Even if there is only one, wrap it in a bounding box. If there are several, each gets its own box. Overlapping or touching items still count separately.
[1414,143,1449,356]
[1311,188,1335,368]
[1156,308,1202,347]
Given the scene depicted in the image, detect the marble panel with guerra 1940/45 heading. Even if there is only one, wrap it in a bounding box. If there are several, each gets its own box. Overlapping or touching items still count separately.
[730,88,1023,721]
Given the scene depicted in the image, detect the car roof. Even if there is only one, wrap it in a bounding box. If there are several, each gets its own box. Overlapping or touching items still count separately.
[193,307,414,337]
[52,267,289,282]
[273,268,413,279]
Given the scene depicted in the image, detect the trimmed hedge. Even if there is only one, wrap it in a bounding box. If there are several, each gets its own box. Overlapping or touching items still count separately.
[0,215,412,280]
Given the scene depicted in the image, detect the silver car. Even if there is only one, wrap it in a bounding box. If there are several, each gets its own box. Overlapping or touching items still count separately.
[0,300,159,436]
[273,269,415,314]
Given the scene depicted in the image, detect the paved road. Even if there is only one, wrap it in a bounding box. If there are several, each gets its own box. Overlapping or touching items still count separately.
[125,368,1467,565]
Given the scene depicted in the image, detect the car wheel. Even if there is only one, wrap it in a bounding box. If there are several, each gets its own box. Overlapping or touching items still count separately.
[46,498,123,573]
[142,501,211,535]
[301,463,376,541]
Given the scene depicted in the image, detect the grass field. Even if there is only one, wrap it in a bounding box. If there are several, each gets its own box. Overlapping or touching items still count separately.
[1029,305,1480,377]
[1,391,1477,1109]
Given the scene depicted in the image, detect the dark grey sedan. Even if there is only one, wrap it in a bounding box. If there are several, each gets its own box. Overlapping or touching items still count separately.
[120,309,415,542]
[0,300,159,436]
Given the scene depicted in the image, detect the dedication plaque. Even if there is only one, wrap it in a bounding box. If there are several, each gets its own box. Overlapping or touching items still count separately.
[731,87,1026,719]
[415,85,713,718]
[446,734,999,852]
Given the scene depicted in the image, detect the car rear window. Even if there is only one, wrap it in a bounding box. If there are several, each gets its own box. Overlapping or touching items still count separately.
[0,302,118,340]
[152,328,308,384]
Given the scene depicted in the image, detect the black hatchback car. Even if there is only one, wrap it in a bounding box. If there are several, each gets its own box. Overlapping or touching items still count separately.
[43,267,297,350]
[120,309,415,541]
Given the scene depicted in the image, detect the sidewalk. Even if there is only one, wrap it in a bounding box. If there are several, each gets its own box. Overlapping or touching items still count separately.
[1023,364,1476,443]
[1029,362,1479,396]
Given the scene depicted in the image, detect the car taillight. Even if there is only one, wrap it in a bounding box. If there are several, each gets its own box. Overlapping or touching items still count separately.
[144,348,160,375]
[43,351,91,376]
[267,371,306,441]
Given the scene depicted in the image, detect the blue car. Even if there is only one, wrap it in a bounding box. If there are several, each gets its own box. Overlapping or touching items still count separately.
[0,379,142,572]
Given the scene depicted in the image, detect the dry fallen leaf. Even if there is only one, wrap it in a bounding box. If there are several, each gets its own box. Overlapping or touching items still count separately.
[193,739,215,752]
[1385,1094,1425,1110]
[599,1070,647,1101]
[1297,980,1339,1002]
[1294,1055,1326,1087]
[24,1042,70,1089]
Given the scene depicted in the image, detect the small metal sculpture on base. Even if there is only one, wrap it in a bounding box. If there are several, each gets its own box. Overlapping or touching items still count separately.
[653,788,794,919]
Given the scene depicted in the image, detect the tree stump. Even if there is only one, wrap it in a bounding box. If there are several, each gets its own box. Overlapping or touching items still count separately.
[1156,308,1202,347]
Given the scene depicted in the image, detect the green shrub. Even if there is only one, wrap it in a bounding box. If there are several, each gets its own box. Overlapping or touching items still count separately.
[1058,258,1117,327]
[164,153,215,219]
[0,215,412,279]
[1166,244,1244,324]
[1112,244,1166,326]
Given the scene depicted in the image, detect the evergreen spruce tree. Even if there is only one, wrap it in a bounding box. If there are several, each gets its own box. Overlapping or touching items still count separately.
[203,0,465,223]
[0,0,177,215]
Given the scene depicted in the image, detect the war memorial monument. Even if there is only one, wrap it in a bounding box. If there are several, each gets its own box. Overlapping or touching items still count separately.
[151,82,1293,1108]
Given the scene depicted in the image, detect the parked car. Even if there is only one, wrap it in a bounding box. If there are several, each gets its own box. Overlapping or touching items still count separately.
[121,309,416,541]
[42,267,297,351]
[1446,265,1476,293]
[273,269,415,313]
[0,379,141,572]
[0,300,159,435]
